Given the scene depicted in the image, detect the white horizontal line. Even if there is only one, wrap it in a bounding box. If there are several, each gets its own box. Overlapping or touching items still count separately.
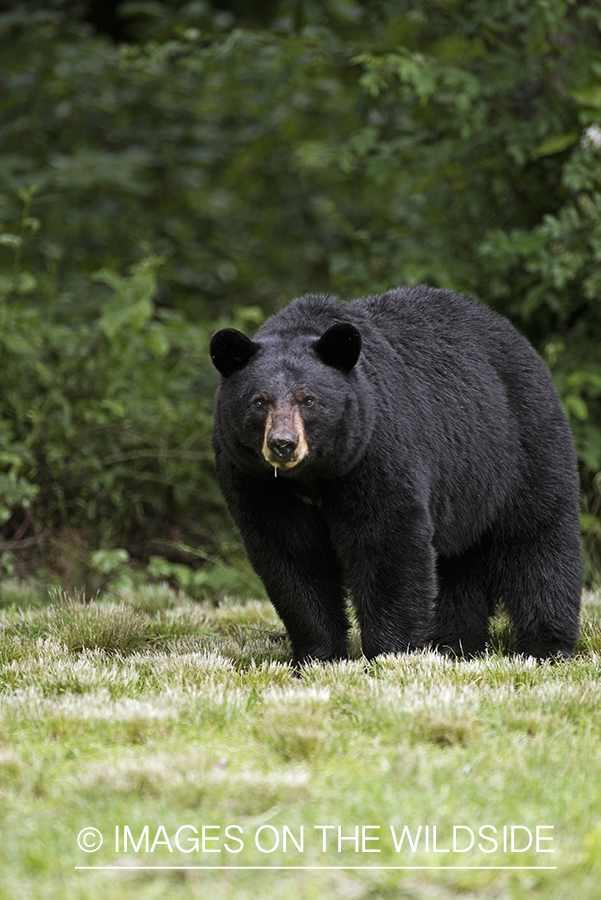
[75,865,557,871]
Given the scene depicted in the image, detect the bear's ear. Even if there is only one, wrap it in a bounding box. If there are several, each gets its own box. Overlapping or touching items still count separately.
[313,322,362,373]
[210,328,257,378]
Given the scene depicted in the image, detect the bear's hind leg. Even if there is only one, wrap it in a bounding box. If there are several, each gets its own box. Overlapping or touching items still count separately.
[429,548,491,658]
[488,520,583,659]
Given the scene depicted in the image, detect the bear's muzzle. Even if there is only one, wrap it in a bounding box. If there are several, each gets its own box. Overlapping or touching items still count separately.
[262,405,309,471]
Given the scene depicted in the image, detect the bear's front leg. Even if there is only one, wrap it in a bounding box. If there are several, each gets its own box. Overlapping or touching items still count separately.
[215,454,349,666]
[325,474,437,659]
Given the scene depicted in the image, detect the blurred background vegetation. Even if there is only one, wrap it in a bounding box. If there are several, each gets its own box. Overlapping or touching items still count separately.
[0,0,600,597]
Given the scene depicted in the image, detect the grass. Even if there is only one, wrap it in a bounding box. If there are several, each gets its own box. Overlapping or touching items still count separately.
[0,583,600,899]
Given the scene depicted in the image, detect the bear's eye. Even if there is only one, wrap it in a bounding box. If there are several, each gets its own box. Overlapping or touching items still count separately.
[252,398,266,410]
[302,397,315,408]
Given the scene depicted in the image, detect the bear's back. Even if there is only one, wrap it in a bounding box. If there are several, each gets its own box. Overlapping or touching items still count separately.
[351,286,517,354]
[263,287,525,364]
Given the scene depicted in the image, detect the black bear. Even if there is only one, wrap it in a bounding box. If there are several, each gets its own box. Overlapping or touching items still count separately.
[210,287,583,665]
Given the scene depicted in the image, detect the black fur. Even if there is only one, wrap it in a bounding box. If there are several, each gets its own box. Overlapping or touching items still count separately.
[210,288,583,665]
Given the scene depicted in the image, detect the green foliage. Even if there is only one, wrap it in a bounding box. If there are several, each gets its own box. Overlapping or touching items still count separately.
[0,0,600,584]
[0,211,236,589]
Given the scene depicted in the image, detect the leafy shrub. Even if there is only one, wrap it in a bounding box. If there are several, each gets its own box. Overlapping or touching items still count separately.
[0,0,599,585]
[0,205,264,593]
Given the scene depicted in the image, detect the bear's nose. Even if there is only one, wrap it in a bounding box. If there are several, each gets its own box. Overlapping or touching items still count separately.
[268,434,298,459]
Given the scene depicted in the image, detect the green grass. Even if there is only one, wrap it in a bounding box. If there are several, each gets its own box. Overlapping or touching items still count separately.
[1,583,600,899]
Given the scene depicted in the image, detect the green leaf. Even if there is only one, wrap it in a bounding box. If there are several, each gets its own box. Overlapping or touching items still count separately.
[126,296,154,331]
[0,234,22,248]
[100,399,126,417]
[16,271,37,294]
[92,268,127,292]
[90,548,130,574]
[0,333,32,354]
[24,217,41,233]
[144,328,170,358]
[569,85,601,108]
[581,513,600,534]
[532,133,579,158]
[564,395,589,421]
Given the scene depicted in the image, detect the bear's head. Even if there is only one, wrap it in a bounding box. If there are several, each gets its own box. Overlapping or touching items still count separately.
[210,322,368,479]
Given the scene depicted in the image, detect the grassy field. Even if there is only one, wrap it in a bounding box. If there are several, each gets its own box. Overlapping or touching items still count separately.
[1,582,600,900]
